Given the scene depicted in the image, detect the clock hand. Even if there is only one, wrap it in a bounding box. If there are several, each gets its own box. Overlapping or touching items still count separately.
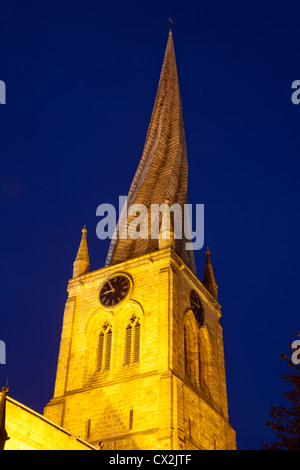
[108,280,114,290]
[103,288,115,295]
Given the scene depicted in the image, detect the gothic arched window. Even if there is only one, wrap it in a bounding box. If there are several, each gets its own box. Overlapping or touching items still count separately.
[184,325,192,379]
[198,325,213,395]
[183,313,199,387]
[96,323,112,372]
[124,316,140,365]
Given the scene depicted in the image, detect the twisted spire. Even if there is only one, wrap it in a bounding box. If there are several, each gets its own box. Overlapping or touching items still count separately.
[105,31,196,274]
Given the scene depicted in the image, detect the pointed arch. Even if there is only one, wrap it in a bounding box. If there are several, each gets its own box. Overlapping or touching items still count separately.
[183,310,199,387]
[124,315,141,366]
[113,299,144,371]
[84,310,114,379]
[96,322,113,372]
[198,324,213,395]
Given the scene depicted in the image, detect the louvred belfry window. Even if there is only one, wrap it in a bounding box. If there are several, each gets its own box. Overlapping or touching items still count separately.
[124,316,140,365]
[96,323,112,372]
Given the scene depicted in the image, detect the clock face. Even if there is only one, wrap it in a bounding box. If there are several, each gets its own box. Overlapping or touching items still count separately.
[190,290,204,325]
[100,275,130,307]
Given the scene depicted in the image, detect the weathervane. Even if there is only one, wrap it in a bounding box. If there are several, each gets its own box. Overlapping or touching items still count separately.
[169,18,176,31]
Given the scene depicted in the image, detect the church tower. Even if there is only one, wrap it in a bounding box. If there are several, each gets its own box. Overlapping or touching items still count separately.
[44,30,236,450]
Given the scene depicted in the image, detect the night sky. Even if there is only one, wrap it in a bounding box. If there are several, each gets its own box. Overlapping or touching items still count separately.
[1,0,299,451]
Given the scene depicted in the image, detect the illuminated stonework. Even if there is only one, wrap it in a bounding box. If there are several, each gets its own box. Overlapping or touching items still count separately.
[2,393,95,450]
[44,248,236,450]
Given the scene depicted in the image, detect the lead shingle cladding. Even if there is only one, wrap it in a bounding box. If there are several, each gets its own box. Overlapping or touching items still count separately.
[105,31,196,275]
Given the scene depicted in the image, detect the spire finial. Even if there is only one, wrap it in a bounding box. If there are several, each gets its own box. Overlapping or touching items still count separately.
[3,378,8,392]
[0,383,10,450]
[203,247,218,301]
[73,226,90,278]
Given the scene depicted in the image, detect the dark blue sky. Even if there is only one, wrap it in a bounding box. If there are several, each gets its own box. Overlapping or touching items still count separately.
[1,0,299,450]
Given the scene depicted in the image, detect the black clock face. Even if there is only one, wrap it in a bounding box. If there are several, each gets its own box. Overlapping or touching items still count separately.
[100,275,130,307]
[190,290,204,325]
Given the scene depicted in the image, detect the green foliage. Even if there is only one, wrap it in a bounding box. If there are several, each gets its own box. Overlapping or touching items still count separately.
[263,335,300,450]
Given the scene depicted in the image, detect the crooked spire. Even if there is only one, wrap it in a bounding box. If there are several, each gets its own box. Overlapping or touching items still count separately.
[105,31,196,274]
[73,226,90,278]
[203,248,218,301]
